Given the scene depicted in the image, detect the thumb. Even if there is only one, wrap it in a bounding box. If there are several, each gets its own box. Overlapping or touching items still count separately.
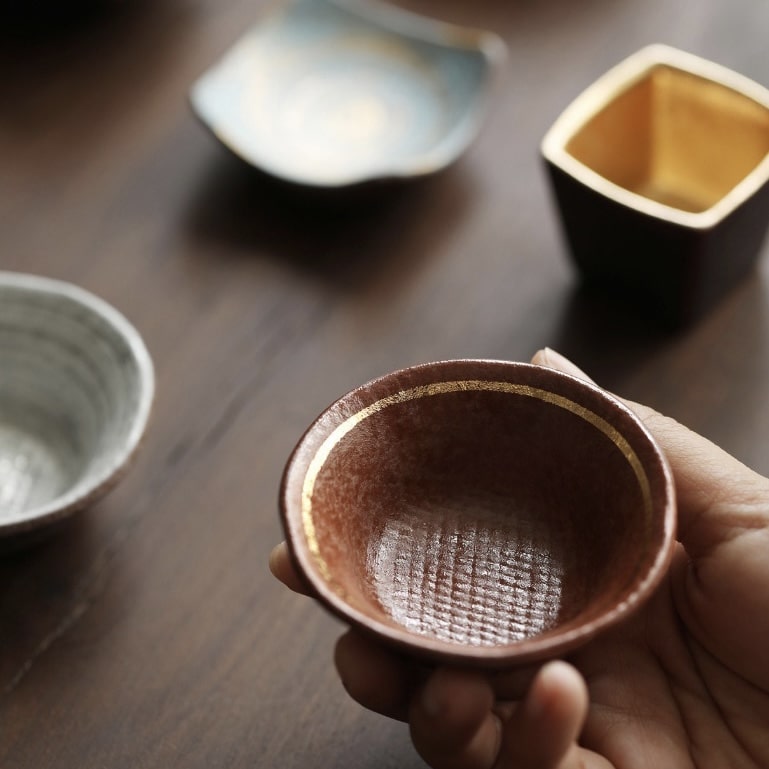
[532,348,769,687]
[530,348,769,558]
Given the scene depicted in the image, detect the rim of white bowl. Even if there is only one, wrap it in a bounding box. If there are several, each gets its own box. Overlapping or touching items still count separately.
[0,271,155,536]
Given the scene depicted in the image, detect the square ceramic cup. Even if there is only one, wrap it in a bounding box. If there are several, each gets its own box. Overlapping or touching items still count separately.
[542,44,769,328]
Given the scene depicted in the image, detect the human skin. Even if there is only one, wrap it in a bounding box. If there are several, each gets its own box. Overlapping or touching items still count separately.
[270,348,769,768]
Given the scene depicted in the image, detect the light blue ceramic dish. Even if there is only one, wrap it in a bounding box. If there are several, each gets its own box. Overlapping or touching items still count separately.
[190,0,505,187]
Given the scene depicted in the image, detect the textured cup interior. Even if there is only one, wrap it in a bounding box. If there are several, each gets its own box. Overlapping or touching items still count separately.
[0,277,149,524]
[283,361,674,664]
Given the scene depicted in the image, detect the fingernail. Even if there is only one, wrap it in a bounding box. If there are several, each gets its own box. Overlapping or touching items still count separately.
[532,347,562,368]
[541,348,592,382]
[542,347,569,367]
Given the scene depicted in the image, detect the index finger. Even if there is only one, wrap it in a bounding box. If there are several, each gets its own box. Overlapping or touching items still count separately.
[269,541,313,596]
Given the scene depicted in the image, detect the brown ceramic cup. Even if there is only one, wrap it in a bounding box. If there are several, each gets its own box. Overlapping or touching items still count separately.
[280,360,675,667]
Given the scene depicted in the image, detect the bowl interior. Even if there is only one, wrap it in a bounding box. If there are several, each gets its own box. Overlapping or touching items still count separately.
[565,64,769,213]
[287,363,673,661]
[190,0,499,186]
[0,278,149,523]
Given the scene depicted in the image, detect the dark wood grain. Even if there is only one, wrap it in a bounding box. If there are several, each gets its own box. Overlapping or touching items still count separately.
[2,0,769,766]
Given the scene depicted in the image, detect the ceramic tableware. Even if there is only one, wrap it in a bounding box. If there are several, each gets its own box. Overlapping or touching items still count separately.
[190,0,505,187]
[280,359,675,666]
[542,45,769,327]
[0,272,154,538]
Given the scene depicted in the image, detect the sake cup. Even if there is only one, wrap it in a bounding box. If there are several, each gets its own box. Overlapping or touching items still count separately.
[280,359,675,667]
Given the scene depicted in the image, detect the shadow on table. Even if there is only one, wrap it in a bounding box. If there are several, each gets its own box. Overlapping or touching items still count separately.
[0,0,155,37]
[546,269,769,391]
[184,146,475,295]
[0,0,197,156]
[0,510,106,688]
[0,507,97,558]
[546,283,675,381]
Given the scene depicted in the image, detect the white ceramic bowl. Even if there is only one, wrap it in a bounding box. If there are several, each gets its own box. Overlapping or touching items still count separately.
[0,272,154,537]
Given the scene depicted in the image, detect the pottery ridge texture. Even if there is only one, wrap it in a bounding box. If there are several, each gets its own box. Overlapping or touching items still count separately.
[281,360,676,667]
[0,272,154,537]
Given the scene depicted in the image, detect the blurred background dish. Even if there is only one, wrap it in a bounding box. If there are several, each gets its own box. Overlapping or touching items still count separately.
[190,0,505,187]
[0,272,154,539]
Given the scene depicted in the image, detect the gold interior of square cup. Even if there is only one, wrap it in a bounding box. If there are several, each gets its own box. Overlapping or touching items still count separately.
[543,46,769,227]
[567,65,769,213]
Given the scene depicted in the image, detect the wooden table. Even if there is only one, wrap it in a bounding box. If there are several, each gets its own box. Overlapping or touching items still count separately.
[2,1,769,766]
